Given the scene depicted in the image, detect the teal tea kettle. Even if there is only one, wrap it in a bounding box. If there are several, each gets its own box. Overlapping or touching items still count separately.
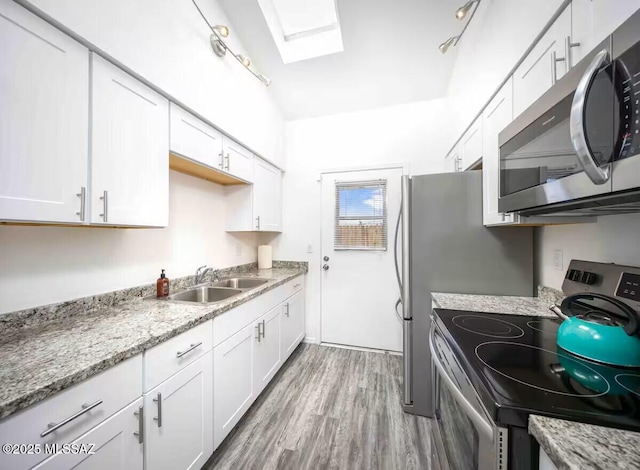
[550,293,640,367]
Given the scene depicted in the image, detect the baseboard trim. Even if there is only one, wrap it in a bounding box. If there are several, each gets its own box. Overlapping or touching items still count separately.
[319,341,402,355]
[302,337,320,345]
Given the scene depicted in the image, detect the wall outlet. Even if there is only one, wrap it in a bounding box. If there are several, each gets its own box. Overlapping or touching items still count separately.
[553,249,564,271]
[307,243,313,253]
[235,243,243,256]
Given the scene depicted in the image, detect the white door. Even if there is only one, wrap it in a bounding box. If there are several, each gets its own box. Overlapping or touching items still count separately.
[253,159,282,232]
[145,352,213,470]
[222,137,254,182]
[321,167,403,352]
[0,1,89,224]
[91,54,169,227]
[32,399,143,470]
[213,324,254,449]
[482,77,516,226]
[253,305,281,396]
[281,289,306,361]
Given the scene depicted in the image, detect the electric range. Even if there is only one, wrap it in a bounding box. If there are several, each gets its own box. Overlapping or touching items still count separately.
[433,309,640,431]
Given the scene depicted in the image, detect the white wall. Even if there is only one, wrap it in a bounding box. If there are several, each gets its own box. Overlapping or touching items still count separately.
[21,0,285,166]
[268,99,453,343]
[536,215,640,290]
[0,172,258,314]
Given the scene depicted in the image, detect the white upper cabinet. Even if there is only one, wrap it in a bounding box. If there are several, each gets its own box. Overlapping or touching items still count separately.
[170,103,223,170]
[91,54,169,227]
[222,138,254,183]
[0,1,89,224]
[571,0,640,67]
[461,119,483,171]
[513,6,572,117]
[482,78,517,226]
[444,146,461,173]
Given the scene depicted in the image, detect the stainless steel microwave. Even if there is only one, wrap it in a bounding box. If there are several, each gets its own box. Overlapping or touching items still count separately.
[498,10,640,217]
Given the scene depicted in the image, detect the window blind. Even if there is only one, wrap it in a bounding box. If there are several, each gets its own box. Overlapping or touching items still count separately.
[334,179,387,251]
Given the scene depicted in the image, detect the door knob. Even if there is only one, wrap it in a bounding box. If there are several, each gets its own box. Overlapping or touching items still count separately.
[323,256,330,262]
[322,264,330,271]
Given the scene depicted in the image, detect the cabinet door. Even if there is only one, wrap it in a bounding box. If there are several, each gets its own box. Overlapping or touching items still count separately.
[91,54,169,227]
[213,324,254,449]
[170,103,223,170]
[253,306,281,396]
[0,1,88,224]
[482,78,516,226]
[253,158,282,231]
[145,351,213,470]
[513,6,571,117]
[222,138,254,183]
[32,399,143,470]
[461,119,483,170]
[281,289,305,362]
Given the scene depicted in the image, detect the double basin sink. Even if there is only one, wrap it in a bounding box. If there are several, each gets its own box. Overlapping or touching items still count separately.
[166,277,270,304]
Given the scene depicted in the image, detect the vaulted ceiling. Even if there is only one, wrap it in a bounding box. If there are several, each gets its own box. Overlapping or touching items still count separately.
[218,0,463,119]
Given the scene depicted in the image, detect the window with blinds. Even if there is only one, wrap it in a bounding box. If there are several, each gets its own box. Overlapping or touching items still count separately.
[334,180,387,251]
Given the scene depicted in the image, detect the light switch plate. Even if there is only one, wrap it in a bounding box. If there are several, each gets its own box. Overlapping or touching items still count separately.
[236,243,243,256]
[553,249,564,271]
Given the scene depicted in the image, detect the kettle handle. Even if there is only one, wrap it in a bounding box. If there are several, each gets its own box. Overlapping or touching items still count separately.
[560,293,640,336]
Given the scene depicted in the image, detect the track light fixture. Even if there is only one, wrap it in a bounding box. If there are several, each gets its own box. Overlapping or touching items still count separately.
[439,0,481,53]
[455,1,478,20]
[192,0,271,86]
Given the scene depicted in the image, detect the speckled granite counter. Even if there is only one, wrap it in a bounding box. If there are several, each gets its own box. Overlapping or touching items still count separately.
[0,265,306,420]
[530,415,640,470]
[432,292,558,317]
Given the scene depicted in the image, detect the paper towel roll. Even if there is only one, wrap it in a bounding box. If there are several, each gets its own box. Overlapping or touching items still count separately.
[258,245,273,269]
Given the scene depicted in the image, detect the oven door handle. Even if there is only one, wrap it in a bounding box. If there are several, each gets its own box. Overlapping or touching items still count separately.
[429,328,494,439]
[569,48,611,185]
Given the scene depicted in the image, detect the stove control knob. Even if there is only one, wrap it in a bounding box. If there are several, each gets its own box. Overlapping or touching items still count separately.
[580,272,598,285]
[566,269,582,281]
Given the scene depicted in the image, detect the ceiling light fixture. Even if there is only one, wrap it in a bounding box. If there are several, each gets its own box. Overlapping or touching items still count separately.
[455,1,478,20]
[439,0,481,54]
[192,0,271,86]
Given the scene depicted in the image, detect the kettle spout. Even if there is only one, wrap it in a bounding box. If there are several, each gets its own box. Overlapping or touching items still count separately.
[549,304,569,321]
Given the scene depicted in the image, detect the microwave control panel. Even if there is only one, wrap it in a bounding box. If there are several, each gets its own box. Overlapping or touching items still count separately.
[618,41,640,160]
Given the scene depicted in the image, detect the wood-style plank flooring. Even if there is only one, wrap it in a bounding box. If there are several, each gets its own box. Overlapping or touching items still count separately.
[205,343,435,470]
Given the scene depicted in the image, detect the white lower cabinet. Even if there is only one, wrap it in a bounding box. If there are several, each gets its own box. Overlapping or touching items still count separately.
[213,323,255,449]
[144,351,213,470]
[281,289,306,362]
[33,399,143,470]
[253,306,282,397]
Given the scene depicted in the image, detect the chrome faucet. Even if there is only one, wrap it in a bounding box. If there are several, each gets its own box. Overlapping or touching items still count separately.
[195,265,215,285]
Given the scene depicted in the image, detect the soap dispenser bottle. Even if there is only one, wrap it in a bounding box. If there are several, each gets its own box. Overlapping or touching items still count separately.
[157,269,170,298]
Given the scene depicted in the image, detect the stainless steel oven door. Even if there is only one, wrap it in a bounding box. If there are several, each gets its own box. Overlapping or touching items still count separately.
[430,325,507,470]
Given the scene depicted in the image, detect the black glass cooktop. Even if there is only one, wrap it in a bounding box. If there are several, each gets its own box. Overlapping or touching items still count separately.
[434,309,640,430]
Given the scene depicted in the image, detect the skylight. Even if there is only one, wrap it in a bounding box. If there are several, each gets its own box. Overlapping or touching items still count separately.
[257,0,344,64]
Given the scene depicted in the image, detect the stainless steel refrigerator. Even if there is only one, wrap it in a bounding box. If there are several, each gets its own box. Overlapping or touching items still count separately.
[395,171,533,417]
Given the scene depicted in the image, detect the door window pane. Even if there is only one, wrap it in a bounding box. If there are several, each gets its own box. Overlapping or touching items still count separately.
[334,180,387,250]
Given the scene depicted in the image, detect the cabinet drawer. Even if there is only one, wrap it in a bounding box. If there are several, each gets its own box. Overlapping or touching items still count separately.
[0,355,142,470]
[144,320,213,392]
[212,275,305,347]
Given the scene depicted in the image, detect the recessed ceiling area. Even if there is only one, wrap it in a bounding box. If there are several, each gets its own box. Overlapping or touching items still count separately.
[219,0,463,120]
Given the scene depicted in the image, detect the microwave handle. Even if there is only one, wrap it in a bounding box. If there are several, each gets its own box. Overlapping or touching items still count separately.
[429,327,493,440]
[569,49,611,185]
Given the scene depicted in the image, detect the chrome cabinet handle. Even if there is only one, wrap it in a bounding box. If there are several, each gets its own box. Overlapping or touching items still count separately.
[99,190,108,222]
[40,400,103,437]
[293,283,301,288]
[219,152,224,169]
[322,264,329,271]
[551,50,565,85]
[261,320,266,338]
[255,324,261,342]
[255,216,260,230]
[176,342,203,358]
[153,393,162,427]
[225,153,230,171]
[76,187,86,221]
[133,405,143,443]
[570,49,611,185]
[285,302,290,317]
[429,328,493,439]
[565,36,581,70]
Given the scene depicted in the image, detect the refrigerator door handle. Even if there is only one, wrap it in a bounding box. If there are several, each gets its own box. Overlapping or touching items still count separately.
[394,201,403,293]
[394,298,403,321]
[401,176,411,320]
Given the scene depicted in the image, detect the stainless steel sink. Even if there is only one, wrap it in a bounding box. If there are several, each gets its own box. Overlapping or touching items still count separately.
[168,286,242,304]
[211,278,270,289]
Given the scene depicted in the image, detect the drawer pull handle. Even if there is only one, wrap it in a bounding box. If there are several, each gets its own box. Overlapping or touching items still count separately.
[153,393,162,428]
[293,283,301,288]
[285,302,290,317]
[40,400,103,437]
[176,342,203,358]
[133,406,144,443]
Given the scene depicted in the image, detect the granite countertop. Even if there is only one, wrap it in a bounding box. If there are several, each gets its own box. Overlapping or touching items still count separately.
[530,415,640,470]
[432,291,558,317]
[0,266,306,420]
[432,290,640,470]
